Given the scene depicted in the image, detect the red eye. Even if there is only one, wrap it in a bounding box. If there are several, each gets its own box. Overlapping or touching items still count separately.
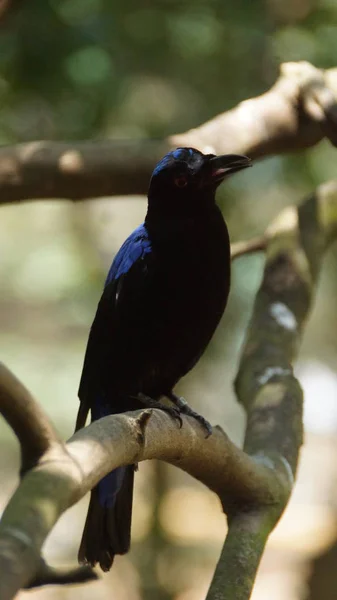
[174,175,188,188]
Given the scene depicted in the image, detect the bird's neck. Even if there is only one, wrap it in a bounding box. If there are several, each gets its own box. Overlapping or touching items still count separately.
[145,204,226,246]
[147,187,217,220]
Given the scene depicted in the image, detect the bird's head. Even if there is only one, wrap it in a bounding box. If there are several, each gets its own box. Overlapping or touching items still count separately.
[147,147,251,218]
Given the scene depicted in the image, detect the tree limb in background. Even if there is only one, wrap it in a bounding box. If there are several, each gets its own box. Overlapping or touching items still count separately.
[0,61,336,205]
[0,366,277,600]
[231,235,267,260]
[0,182,336,599]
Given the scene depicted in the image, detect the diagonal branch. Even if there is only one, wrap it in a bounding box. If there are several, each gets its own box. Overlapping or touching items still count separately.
[0,61,336,205]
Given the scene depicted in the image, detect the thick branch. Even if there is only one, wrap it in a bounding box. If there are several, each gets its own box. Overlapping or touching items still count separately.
[207,181,337,599]
[207,512,272,599]
[0,61,336,204]
[0,390,279,599]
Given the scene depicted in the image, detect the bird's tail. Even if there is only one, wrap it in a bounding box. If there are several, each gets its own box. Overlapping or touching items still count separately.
[78,465,134,572]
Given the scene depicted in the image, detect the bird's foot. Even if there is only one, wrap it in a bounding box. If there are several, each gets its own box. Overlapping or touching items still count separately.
[132,393,183,428]
[166,392,212,438]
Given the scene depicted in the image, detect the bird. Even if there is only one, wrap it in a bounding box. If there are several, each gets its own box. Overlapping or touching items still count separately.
[75,147,251,572]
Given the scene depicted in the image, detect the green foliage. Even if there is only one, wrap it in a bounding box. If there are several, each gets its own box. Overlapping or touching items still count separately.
[0,1,271,141]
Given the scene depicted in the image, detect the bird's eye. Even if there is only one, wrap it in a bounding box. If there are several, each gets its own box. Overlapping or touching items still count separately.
[174,175,188,188]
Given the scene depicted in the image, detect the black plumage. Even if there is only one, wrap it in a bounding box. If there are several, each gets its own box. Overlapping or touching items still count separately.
[76,147,251,571]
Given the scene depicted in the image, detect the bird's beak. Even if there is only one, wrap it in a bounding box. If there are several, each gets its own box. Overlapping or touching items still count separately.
[207,154,252,184]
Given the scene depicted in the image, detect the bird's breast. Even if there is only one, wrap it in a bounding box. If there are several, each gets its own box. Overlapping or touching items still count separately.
[152,214,231,336]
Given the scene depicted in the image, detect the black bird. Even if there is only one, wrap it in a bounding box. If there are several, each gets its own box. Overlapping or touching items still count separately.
[76,147,251,571]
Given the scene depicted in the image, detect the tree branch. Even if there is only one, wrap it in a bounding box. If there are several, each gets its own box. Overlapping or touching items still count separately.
[207,180,337,599]
[0,181,336,598]
[0,61,336,205]
[24,559,98,589]
[231,235,267,260]
[207,511,272,599]
[0,363,60,472]
[0,379,277,600]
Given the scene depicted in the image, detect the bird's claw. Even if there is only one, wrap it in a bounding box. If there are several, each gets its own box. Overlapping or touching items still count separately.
[133,392,211,435]
[166,393,212,438]
[160,405,183,428]
[133,393,183,428]
[193,414,213,438]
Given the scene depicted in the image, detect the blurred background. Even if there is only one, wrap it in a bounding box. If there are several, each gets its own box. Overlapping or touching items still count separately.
[1,1,337,599]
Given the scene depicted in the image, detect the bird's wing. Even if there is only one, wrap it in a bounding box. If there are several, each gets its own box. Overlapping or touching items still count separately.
[76,224,153,430]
